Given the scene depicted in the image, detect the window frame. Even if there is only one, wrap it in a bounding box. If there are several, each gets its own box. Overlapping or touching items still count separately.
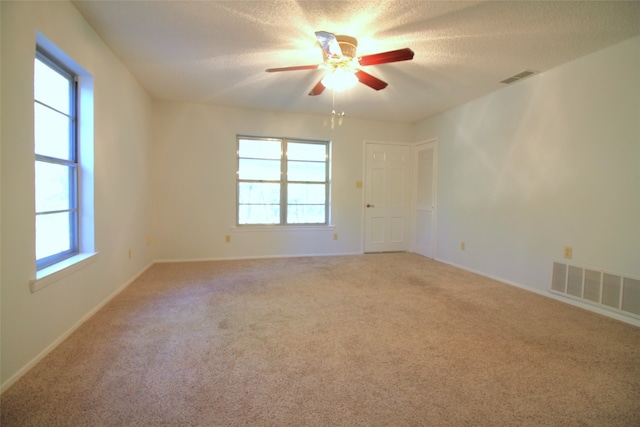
[34,48,80,269]
[236,136,331,226]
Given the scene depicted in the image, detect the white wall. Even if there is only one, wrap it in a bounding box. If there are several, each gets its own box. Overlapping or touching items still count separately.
[414,36,640,301]
[2,0,638,392]
[1,1,154,389]
[151,102,413,260]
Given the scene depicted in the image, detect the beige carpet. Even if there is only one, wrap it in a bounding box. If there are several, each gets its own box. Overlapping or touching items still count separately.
[2,253,639,426]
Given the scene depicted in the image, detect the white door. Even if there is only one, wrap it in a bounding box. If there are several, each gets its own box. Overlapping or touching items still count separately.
[414,141,436,258]
[364,143,411,252]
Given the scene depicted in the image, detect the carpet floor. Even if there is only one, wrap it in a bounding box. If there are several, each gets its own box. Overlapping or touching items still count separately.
[2,253,639,426]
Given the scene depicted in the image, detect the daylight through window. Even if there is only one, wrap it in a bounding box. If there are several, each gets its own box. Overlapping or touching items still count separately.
[34,50,79,268]
[237,136,330,225]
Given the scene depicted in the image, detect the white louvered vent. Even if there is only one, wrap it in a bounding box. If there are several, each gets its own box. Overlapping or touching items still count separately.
[551,262,640,319]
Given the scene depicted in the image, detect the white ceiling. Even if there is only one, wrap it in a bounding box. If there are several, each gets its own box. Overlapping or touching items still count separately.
[71,1,640,124]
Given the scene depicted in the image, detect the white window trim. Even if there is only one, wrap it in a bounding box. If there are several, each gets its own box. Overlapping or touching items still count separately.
[236,135,332,226]
[30,252,99,293]
[35,50,80,269]
[229,225,336,233]
[32,32,96,292]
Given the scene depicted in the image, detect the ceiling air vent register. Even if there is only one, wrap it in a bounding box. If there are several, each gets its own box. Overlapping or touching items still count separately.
[500,70,537,84]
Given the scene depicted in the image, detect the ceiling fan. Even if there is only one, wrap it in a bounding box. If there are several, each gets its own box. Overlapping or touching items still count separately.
[266,31,414,96]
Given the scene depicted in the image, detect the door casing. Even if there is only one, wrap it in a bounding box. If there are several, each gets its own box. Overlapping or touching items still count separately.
[412,139,437,258]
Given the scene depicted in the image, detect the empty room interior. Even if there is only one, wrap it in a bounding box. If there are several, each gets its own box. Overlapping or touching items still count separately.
[1,1,640,425]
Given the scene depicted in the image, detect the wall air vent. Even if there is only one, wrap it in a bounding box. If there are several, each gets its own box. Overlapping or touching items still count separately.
[500,70,537,84]
[551,262,640,320]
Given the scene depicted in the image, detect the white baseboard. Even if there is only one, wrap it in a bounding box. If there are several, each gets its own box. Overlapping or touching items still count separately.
[8,252,634,394]
[0,261,154,394]
[435,257,640,328]
[155,251,363,263]
[3,252,365,392]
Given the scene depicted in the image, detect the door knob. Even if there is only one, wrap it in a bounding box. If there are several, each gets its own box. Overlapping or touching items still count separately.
[366,204,375,208]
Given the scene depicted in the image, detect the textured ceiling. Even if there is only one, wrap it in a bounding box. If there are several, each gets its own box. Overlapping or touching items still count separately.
[72,0,640,123]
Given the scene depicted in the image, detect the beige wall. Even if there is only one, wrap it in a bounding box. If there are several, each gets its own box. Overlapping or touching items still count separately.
[1,1,154,389]
[414,35,640,302]
[2,0,638,392]
[151,102,412,261]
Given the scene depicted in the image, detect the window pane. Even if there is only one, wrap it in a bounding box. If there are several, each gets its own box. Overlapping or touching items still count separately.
[239,139,281,159]
[35,103,73,160]
[238,204,280,224]
[287,205,326,224]
[236,137,330,227]
[35,57,71,114]
[288,160,326,182]
[238,182,280,204]
[288,183,325,204]
[34,48,82,271]
[36,211,73,260]
[239,159,281,180]
[287,142,326,161]
[35,161,74,213]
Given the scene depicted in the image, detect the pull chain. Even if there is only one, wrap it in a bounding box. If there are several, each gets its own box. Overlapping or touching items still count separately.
[331,90,345,129]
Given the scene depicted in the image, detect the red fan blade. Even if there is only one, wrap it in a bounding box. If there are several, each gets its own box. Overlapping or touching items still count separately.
[358,48,414,66]
[266,64,319,72]
[308,79,326,96]
[355,70,388,91]
[315,31,342,59]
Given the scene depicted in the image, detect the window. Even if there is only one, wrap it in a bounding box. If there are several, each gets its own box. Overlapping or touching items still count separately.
[30,34,96,292]
[237,136,330,225]
[34,49,79,269]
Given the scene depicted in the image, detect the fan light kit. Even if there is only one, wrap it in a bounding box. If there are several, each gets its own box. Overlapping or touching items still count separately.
[266,31,414,96]
[321,65,359,91]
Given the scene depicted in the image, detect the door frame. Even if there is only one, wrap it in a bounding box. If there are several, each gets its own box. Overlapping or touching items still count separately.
[411,138,438,258]
[361,140,413,253]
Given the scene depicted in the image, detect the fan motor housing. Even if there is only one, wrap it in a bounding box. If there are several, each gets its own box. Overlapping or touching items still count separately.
[336,35,358,58]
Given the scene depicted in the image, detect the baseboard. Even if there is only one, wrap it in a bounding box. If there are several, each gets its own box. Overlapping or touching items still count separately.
[0,261,154,394]
[9,253,633,394]
[155,251,363,263]
[435,257,640,328]
[3,252,360,392]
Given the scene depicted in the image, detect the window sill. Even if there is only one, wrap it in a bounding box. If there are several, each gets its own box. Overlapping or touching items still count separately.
[230,225,335,233]
[30,252,99,293]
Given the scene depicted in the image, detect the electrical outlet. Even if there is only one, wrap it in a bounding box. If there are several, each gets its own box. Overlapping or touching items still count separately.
[333,233,338,240]
[461,242,465,251]
[564,246,572,259]
[225,235,231,243]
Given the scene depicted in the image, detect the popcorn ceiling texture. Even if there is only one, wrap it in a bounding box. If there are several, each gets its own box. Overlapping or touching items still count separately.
[71,0,640,123]
[2,254,639,425]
